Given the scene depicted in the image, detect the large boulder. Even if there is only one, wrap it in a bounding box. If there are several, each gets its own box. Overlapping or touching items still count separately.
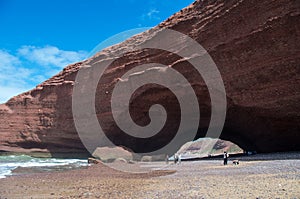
[92,146,133,163]
[141,154,166,162]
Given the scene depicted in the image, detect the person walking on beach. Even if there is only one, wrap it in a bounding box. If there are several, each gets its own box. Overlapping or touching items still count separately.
[174,154,179,164]
[223,151,229,165]
[178,154,181,164]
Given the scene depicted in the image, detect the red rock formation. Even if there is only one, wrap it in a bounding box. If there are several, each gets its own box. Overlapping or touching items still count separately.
[0,0,299,156]
[177,138,243,157]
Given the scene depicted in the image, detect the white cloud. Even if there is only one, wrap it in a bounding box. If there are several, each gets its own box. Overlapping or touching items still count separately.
[0,50,33,102]
[0,46,88,103]
[141,8,160,21]
[0,50,32,85]
[0,85,32,103]
[0,50,20,67]
[18,45,88,68]
[147,9,160,19]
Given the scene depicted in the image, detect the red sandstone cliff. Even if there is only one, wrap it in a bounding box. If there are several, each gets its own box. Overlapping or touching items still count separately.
[0,0,299,156]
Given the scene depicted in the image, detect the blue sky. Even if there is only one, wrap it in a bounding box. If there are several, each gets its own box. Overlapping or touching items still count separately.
[0,0,194,103]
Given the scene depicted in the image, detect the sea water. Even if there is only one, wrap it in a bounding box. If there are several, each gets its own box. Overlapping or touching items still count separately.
[0,155,88,178]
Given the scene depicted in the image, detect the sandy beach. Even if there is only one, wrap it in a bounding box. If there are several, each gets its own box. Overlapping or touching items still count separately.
[0,153,299,198]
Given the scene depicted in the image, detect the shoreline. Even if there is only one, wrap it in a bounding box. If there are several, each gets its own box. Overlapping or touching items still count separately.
[1,152,299,198]
[1,150,299,159]
[0,151,90,159]
[182,151,300,161]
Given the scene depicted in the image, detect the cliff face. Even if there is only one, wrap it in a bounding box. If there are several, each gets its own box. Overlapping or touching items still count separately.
[0,62,86,155]
[0,0,299,156]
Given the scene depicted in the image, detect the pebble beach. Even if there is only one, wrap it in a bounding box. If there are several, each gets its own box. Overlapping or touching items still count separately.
[0,153,299,198]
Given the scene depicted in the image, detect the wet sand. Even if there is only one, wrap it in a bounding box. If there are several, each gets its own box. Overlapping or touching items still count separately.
[0,153,299,198]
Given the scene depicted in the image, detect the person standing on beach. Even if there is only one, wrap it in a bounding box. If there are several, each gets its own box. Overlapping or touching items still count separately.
[174,154,179,164]
[166,154,169,164]
[223,151,229,165]
[178,154,181,164]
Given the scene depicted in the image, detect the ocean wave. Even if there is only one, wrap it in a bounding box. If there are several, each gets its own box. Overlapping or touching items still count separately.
[0,155,87,178]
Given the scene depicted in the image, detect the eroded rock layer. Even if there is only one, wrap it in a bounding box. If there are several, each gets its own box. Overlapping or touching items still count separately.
[0,0,299,156]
